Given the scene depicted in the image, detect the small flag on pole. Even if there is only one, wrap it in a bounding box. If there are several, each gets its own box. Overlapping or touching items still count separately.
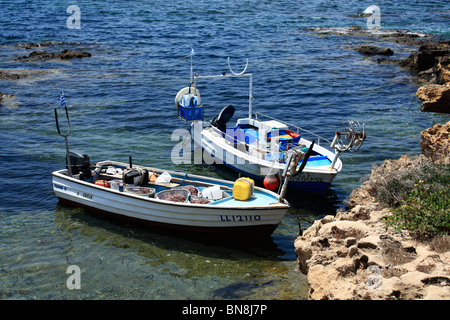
[60,91,66,107]
[190,46,195,56]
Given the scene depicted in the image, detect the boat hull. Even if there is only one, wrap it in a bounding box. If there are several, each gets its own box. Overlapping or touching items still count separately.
[57,197,279,236]
[52,163,289,236]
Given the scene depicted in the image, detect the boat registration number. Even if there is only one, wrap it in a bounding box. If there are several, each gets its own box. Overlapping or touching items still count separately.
[75,191,93,199]
[220,215,261,222]
[291,173,323,183]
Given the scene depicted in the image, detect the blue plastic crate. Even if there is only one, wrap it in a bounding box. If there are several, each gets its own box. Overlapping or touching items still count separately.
[178,104,204,121]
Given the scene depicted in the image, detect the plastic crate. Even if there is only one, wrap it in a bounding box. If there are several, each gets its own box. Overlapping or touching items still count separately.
[178,104,204,121]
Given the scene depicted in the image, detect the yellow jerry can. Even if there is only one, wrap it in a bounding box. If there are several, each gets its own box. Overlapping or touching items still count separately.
[232,177,254,201]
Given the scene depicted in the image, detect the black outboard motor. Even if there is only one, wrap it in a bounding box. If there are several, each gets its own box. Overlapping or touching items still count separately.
[66,151,91,180]
[211,105,235,132]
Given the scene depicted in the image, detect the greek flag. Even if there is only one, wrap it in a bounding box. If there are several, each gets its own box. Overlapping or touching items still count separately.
[190,46,195,56]
[60,91,65,106]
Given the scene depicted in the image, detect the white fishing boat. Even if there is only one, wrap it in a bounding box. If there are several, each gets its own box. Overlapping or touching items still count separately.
[52,159,290,236]
[175,57,366,192]
[51,97,310,237]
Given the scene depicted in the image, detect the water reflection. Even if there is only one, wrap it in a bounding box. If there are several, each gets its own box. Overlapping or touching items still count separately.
[52,203,309,299]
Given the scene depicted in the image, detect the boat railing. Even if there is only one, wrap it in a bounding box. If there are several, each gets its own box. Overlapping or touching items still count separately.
[209,123,291,164]
[255,111,333,147]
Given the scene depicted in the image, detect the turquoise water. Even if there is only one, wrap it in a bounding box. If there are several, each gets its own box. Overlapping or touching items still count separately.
[0,0,449,300]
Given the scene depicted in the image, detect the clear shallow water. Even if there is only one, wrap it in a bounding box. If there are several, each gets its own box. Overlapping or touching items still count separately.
[0,0,449,300]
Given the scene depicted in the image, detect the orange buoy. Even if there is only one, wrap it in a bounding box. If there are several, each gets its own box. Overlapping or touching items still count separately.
[263,175,279,191]
[94,180,110,188]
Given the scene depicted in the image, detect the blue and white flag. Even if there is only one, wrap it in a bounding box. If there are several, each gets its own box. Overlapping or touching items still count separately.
[190,46,195,56]
[60,91,65,106]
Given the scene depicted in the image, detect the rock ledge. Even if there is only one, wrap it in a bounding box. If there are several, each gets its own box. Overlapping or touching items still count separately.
[295,122,450,300]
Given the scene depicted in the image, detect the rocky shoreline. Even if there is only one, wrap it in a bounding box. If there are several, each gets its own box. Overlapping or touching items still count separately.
[295,27,450,300]
[399,41,450,113]
[295,121,450,300]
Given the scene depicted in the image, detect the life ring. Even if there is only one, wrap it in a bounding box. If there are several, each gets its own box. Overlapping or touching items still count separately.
[174,87,201,109]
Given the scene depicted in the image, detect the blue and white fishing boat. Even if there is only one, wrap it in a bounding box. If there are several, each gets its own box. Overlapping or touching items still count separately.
[175,57,366,192]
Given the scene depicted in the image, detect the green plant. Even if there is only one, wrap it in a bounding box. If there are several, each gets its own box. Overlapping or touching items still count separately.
[386,183,450,238]
[369,157,450,238]
[374,160,450,208]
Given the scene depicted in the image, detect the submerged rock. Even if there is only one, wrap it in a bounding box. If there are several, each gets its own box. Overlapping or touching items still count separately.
[312,26,434,46]
[15,42,59,49]
[0,68,60,82]
[59,49,92,60]
[0,92,14,103]
[0,92,15,108]
[354,45,394,56]
[0,70,21,80]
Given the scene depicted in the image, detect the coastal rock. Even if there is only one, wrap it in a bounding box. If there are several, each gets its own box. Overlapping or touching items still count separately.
[399,42,450,73]
[295,123,450,300]
[404,42,450,112]
[17,49,91,62]
[295,201,450,300]
[420,121,450,164]
[354,45,394,56]
[399,41,450,84]
[437,56,450,83]
[416,83,450,113]
[59,49,92,60]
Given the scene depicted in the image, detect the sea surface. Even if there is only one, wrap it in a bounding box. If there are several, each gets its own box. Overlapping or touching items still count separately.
[0,0,449,300]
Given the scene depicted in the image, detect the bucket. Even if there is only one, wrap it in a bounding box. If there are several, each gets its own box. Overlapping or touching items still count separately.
[201,185,223,200]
